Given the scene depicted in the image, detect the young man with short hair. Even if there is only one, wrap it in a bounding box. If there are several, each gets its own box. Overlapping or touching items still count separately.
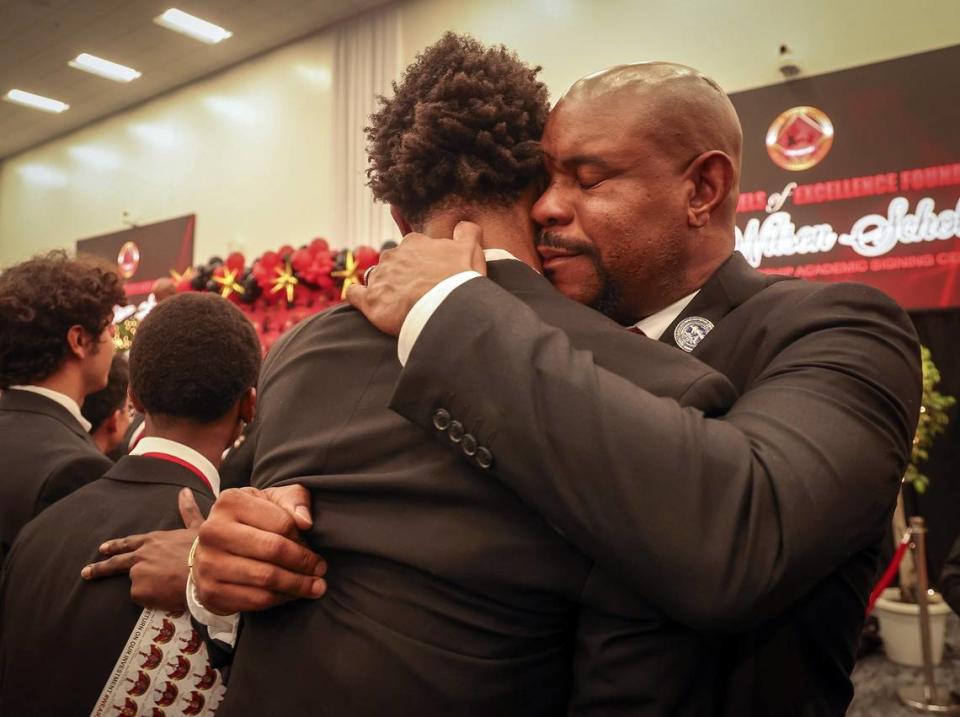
[0,292,261,716]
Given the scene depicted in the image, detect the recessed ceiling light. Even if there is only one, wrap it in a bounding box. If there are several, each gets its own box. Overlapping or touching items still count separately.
[154,8,232,44]
[3,89,69,114]
[69,53,141,83]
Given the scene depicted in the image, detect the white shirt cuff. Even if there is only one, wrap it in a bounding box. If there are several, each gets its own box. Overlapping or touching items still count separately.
[186,572,239,647]
[397,271,482,365]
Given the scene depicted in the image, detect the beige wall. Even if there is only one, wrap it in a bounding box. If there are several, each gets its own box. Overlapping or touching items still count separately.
[0,34,336,266]
[2,0,959,265]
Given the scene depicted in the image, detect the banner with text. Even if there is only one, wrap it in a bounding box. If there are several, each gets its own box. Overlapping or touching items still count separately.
[729,44,960,309]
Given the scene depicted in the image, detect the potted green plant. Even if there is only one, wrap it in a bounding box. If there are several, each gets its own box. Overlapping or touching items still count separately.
[874,346,956,666]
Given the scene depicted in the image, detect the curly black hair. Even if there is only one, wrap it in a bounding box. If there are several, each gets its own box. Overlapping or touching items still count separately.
[366,32,549,225]
[82,354,129,433]
[129,293,261,422]
[0,251,125,388]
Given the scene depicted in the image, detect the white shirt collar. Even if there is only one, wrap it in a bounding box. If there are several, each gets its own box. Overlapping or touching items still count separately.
[8,385,92,432]
[483,248,520,262]
[630,290,701,341]
[130,436,221,496]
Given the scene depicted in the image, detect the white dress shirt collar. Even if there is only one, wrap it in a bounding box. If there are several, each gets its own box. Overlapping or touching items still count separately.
[629,290,701,341]
[130,436,221,496]
[8,385,92,432]
[483,248,521,263]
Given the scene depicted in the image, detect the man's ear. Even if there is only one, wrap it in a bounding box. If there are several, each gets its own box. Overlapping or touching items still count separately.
[66,325,87,360]
[129,388,145,414]
[238,387,256,424]
[104,409,121,437]
[390,206,413,236]
[685,151,734,228]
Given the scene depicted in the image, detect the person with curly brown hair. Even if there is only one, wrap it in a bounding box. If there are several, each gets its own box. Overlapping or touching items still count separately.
[178,34,734,717]
[0,250,125,564]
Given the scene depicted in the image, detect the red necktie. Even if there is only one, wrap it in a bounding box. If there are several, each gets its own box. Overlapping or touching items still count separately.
[627,326,646,336]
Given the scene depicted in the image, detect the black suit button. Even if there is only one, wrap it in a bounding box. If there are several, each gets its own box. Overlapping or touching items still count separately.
[448,420,464,443]
[461,433,478,456]
[433,409,451,431]
[476,446,493,469]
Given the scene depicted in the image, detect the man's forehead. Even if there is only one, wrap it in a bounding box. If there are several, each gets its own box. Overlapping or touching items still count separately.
[543,96,643,162]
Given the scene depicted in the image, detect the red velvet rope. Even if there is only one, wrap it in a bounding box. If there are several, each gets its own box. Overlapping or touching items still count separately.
[866,531,912,615]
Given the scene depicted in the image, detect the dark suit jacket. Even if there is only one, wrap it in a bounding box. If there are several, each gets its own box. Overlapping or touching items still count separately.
[0,388,113,565]
[0,455,215,716]
[217,259,737,717]
[940,532,960,616]
[390,251,922,716]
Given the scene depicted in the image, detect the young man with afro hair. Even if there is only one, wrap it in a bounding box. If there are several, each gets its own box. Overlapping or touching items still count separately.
[185,33,735,716]
[0,250,124,564]
[0,292,260,716]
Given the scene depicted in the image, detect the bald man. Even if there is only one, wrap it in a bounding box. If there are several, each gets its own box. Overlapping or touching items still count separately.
[348,63,922,716]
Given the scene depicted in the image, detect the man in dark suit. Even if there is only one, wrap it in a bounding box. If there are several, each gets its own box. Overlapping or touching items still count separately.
[0,293,260,716]
[0,251,125,564]
[346,63,922,715]
[188,35,738,716]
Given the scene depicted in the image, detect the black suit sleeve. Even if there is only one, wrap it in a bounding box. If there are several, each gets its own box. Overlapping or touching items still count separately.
[940,533,960,616]
[390,277,921,630]
[35,452,113,516]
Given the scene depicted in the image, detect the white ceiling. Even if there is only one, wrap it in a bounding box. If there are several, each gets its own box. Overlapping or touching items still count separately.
[0,0,392,160]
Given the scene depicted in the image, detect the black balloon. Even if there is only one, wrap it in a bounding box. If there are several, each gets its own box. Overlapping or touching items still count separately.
[205,279,219,293]
[333,249,348,272]
[207,256,224,268]
[239,275,261,304]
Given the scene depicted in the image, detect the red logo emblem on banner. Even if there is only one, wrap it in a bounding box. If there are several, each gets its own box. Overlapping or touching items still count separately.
[766,106,834,171]
[117,241,141,279]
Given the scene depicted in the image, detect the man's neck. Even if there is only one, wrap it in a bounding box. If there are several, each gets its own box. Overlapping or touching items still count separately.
[420,205,541,271]
[629,244,733,322]
[141,416,233,469]
[91,429,112,456]
[31,369,85,406]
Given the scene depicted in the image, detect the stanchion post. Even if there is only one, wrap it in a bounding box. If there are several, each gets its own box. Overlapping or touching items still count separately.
[897,516,960,713]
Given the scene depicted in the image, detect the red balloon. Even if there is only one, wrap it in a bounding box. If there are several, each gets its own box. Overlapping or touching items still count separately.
[291,248,312,275]
[354,246,379,271]
[259,251,280,271]
[225,251,245,273]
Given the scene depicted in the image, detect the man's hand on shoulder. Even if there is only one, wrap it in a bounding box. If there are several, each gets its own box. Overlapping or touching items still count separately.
[347,221,487,336]
[81,487,205,611]
[192,485,327,615]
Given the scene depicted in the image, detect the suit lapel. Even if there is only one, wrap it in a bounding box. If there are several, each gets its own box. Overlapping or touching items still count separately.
[659,252,783,355]
[0,388,95,443]
[103,455,216,499]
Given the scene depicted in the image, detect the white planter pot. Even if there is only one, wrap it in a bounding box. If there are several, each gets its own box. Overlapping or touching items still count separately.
[874,587,952,667]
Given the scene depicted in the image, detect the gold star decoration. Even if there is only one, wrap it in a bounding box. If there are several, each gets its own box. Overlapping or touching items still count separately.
[212,267,246,299]
[271,260,299,303]
[331,250,360,299]
[169,267,193,283]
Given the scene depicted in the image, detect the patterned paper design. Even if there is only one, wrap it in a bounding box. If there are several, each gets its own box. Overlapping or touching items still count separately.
[90,608,225,716]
